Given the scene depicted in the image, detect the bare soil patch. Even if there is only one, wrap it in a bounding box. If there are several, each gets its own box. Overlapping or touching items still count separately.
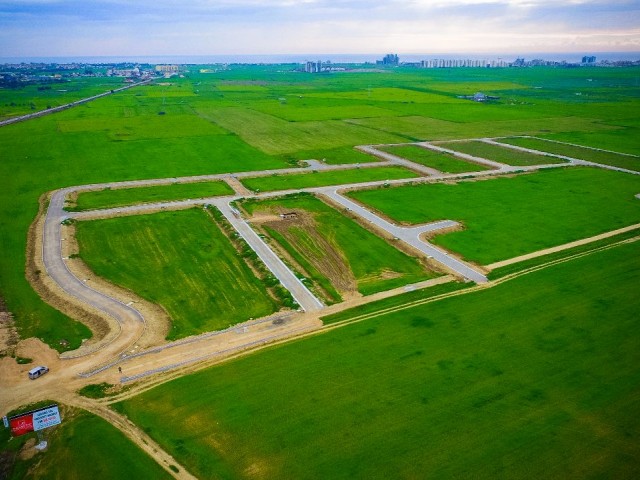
[254,207,359,299]
[0,296,18,356]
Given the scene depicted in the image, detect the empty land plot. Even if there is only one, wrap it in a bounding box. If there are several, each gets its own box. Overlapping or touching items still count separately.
[197,107,408,155]
[497,137,640,172]
[57,114,229,141]
[437,140,566,166]
[279,146,382,165]
[379,144,492,173]
[68,180,234,211]
[348,167,640,265]
[240,166,418,193]
[349,115,615,142]
[114,240,640,480]
[241,193,437,299]
[75,208,277,339]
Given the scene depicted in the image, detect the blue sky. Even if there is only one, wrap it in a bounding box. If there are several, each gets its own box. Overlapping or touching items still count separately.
[1,0,639,58]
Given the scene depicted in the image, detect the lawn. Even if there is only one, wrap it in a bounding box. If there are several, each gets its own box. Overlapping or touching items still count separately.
[497,136,640,172]
[241,193,437,299]
[75,208,278,339]
[240,166,419,192]
[69,180,234,211]
[348,167,640,264]
[379,144,492,173]
[1,406,172,480]
[113,239,640,479]
[437,140,567,166]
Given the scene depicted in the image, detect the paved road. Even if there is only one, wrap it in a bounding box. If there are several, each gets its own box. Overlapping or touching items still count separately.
[212,199,324,312]
[318,188,488,283]
[482,138,640,176]
[42,136,614,363]
[419,142,512,171]
[44,189,146,359]
[357,145,442,176]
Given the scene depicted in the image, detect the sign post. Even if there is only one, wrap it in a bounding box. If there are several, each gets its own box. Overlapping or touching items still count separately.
[7,404,62,446]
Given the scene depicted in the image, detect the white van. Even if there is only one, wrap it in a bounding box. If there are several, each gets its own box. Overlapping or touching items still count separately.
[28,366,49,380]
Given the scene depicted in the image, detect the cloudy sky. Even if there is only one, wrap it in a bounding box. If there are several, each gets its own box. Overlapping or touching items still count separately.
[1,0,639,58]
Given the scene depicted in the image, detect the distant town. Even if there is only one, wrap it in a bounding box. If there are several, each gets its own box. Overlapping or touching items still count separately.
[1,53,638,88]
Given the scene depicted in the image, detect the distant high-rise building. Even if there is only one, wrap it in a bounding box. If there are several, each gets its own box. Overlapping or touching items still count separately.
[582,55,596,64]
[305,61,322,73]
[377,54,399,66]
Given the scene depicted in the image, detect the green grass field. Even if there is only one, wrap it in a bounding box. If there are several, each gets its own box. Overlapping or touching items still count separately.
[242,193,437,298]
[69,180,234,211]
[75,208,278,339]
[0,76,126,119]
[348,167,640,264]
[1,64,639,351]
[240,166,418,192]
[1,406,172,480]
[113,239,640,479]
[279,145,382,165]
[438,140,567,166]
[497,136,640,171]
[379,144,492,173]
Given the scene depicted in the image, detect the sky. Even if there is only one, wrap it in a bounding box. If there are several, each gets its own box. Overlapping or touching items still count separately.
[1,0,639,59]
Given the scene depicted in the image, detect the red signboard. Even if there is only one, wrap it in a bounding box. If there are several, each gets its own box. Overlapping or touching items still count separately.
[10,413,34,437]
[8,405,61,437]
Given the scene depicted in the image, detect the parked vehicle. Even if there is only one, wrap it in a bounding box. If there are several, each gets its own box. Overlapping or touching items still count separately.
[28,366,49,380]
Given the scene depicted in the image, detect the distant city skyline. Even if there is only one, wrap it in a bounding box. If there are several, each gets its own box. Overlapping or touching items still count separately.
[1,0,639,59]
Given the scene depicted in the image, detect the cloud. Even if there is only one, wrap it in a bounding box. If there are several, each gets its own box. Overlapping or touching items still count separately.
[1,0,639,57]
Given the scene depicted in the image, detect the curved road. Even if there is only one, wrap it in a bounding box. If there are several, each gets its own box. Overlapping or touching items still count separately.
[39,137,588,365]
[44,188,146,359]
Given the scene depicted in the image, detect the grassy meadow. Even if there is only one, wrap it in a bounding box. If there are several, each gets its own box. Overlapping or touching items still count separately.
[240,165,419,192]
[437,139,567,166]
[0,76,126,119]
[0,406,172,480]
[1,64,639,350]
[241,193,437,300]
[75,208,278,339]
[348,167,640,264]
[69,180,234,211]
[379,144,493,173]
[497,136,640,171]
[113,239,640,479]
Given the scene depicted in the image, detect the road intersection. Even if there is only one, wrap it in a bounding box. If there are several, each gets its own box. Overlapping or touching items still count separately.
[35,137,639,378]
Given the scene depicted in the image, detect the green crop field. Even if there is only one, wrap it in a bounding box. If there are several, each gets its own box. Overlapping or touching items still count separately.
[75,208,278,339]
[0,76,126,119]
[348,167,640,264]
[197,106,408,155]
[69,180,234,211]
[1,64,639,351]
[241,193,437,298]
[1,406,172,480]
[437,140,567,166]
[240,166,418,192]
[497,137,640,171]
[279,146,381,165]
[113,240,640,479]
[379,144,492,173]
